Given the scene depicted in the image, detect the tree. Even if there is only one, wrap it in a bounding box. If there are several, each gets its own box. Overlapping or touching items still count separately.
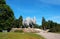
[46,20,60,32]
[34,24,40,28]
[0,0,6,4]
[42,17,46,30]
[47,20,53,29]
[19,16,23,28]
[41,17,60,32]
[14,19,20,28]
[0,0,14,31]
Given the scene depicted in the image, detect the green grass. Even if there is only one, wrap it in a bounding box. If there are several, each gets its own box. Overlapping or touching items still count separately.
[0,32,45,39]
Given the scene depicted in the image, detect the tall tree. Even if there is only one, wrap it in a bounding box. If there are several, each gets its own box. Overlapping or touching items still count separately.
[0,0,14,30]
[42,17,46,30]
[13,19,19,28]
[19,16,23,28]
[0,0,6,4]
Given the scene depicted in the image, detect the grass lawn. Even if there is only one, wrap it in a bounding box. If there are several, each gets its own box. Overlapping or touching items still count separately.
[0,32,45,39]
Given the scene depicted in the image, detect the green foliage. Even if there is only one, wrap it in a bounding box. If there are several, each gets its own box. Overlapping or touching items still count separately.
[41,17,60,32]
[14,30,23,33]
[34,24,40,28]
[11,16,23,28]
[19,16,23,27]
[42,17,46,30]
[13,19,20,28]
[0,0,6,4]
[0,0,14,30]
[49,23,60,32]
[39,25,42,29]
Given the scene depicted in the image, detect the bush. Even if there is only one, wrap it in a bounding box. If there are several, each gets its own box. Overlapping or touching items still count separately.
[14,30,23,33]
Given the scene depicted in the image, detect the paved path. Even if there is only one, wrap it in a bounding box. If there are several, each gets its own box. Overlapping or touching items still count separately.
[37,31,60,39]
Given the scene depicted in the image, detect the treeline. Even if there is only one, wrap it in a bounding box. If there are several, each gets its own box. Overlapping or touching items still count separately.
[12,16,23,28]
[42,17,60,32]
[0,0,60,32]
[0,0,23,32]
[0,0,14,31]
[0,0,39,32]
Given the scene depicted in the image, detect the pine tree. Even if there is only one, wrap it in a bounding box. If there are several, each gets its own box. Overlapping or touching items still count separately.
[0,0,6,4]
[0,0,14,31]
[19,16,23,28]
[42,17,46,30]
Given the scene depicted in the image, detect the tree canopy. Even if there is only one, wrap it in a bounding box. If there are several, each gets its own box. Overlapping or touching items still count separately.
[0,0,14,30]
[42,17,46,30]
[42,17,60,32]
[0,0,6,4]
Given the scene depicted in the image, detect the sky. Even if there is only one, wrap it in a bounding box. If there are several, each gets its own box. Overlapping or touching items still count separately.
[6,0,60,25]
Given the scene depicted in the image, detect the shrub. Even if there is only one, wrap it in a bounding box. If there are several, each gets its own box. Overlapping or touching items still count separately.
[14,30,23,33]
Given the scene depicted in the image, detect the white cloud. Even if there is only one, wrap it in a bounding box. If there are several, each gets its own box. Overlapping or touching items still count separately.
[52,16,60,19]
[40,0,60,5]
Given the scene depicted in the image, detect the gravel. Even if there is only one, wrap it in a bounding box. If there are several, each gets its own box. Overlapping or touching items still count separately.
[37,30,60,39]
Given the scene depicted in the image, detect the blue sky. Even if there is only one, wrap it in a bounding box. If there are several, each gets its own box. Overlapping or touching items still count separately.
[6,0,60,25]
